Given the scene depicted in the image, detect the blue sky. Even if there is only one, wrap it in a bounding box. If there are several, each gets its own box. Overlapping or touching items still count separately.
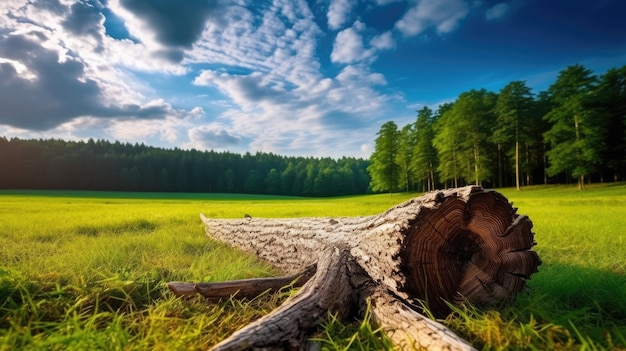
[1,0,625,158]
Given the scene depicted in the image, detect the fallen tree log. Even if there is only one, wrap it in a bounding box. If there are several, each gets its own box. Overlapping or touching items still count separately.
[168,186,540,350]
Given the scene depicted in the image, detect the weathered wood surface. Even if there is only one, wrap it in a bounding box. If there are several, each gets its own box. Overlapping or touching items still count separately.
[168,263,316,300]
[169,185,540,350]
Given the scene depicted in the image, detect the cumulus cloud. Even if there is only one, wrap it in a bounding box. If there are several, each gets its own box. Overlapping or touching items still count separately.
[370,31,395,50]
[188,123,241,149]
[107,118,177,144]
[395,0,470,37]
[0,0,406,157]
[327,0,355,30]
[332,64,387,111]
[0,0,203,133]
[331,21,376,64]
[61,1,104,45]
[187,0,323,90]
[485,3,512,20]
[182,0,392,155]
[191,59,392,156]
[106,105,204,144]
[184,2,399,156]
[0,31,190,130]
[0,33,103,130]
[112,0,224,48]
[193,70,285,110]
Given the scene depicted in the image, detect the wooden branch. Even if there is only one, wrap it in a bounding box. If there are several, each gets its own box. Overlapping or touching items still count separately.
[167,263,316,300]
[208,246,358,351]
[366,286,477,351]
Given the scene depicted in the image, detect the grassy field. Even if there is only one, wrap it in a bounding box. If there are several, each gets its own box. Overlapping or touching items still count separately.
[0,184,625,350]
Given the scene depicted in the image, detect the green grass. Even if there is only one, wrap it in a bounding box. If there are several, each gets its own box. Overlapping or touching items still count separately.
[0,184,625,350]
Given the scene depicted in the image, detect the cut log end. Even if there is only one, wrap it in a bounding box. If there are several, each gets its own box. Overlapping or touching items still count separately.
[401,189,540,316]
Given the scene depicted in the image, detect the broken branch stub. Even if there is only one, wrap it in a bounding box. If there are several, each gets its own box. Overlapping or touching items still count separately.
[169,186,540,350]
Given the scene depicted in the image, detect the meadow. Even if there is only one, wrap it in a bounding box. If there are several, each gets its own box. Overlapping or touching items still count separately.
[0,184,625,350]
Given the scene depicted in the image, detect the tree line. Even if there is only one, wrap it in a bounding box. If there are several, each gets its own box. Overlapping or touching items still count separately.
[2,64,623,195]
[368,64,626,192]
[0,137,371,196]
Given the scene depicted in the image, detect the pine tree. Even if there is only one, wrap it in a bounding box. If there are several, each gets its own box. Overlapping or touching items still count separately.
[433,105,462,188]
[454,89,497,186]
[543,64,600,189]
[411,107,438,191]
[493,81,534,190]
[396,123,416,192]
[368,121,400,194]
[591,65,626,181]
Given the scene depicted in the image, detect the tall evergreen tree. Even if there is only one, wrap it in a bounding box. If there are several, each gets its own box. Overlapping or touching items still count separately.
[591,65,626,181]
[244,169,264,194]
[368,121,400,194]
[265,168,281,194]
[543,64,600,189]
[433,105,462,188]
[455,89,497,185]
[396,123,416,192]
[533,91,554,185]
[411,106,438,191]
[224,168,236,192]
[493,81,534,190]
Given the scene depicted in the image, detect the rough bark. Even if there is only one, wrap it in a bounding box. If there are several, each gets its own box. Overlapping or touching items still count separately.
[169,186,540,350]
[167,263,316,300]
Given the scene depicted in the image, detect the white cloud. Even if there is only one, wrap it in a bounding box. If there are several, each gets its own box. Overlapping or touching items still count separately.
[332,65,388,113]
[191,60,392,156]
[485,3,511,20]
[0,57,37,80]
[105,103,203,144]
[327,0,355,30]
[331,21,375,64]
[107,118,179,144]
[188,0,322,91]
[187,123,241,150]
[395,0,470,37]
[0,0,207,143]
[183,1,400,157]
[336,65,387,86]
[0,0,402,158]
[370,31,395,50]
[194,70,284,111]
[184,1,397,156]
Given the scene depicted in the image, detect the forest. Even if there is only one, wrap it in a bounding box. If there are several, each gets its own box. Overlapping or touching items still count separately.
[1,64,624,196]
[0,137,371,196]
[369,64,626,192]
